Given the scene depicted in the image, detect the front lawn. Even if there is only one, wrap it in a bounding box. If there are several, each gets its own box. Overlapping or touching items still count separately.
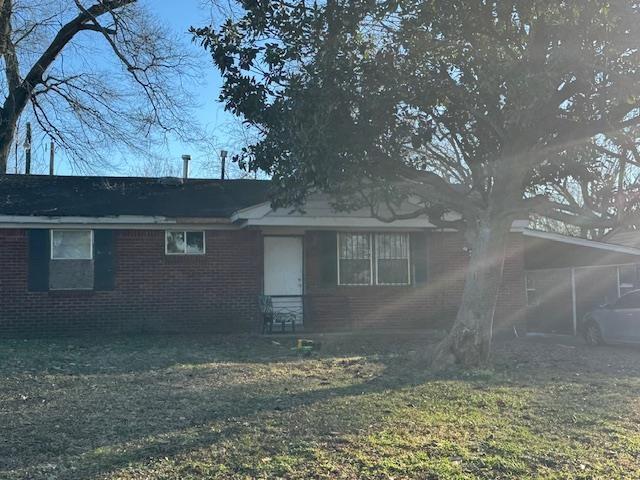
[1,333,640,479]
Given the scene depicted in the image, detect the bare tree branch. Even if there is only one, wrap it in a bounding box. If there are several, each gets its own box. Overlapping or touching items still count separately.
[0,0,201,173]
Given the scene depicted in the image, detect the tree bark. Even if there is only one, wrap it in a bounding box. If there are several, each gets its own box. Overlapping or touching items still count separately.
[430,214,512,368]
[0,109,17,171]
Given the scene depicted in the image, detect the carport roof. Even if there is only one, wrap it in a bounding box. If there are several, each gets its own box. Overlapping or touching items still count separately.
[523,229,640,270]
[523,229,640,257]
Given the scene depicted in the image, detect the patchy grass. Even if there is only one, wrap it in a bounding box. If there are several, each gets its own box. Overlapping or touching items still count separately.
[1,333,640,479]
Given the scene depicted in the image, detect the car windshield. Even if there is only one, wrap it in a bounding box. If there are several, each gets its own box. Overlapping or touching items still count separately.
[614,291,640,309]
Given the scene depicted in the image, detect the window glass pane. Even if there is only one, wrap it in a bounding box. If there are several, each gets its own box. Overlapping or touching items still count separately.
[166,231,185,254]
[339,259,371,285]
[52,230,92,259]
[376,233,409,284]
[49,260,94,290]
[339,233,370,259]
[378,259,409,284]
[186,231,205,254]
[339,233,371,284]
[376,233,408,259]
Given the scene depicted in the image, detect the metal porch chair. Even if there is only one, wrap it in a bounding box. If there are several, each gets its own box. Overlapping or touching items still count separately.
[258,294,297,333]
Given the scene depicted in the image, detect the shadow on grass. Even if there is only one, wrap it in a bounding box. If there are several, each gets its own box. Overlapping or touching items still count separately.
[0,334,296,376]
[1,334,443,478]
[2,336,640,479]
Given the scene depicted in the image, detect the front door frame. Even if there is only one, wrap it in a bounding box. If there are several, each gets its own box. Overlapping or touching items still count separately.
[263,234,305,324]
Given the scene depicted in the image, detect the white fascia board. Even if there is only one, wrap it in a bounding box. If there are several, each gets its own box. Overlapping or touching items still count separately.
[523,229,640,256]
[244,216,435,229]
[230,202,272,221]
[0,215,172,224]
[243,213,531,231]
[0,215,238,230]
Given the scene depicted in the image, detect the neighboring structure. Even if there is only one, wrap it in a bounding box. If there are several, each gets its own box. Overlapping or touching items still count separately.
[1,174,639,338]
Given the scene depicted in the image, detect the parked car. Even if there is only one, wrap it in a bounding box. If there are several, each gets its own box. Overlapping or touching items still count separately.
[583,290,640,345]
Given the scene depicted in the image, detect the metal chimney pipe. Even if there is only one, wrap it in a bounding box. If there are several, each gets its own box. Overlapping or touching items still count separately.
[49,139,55,176]
[220,150,228,180]
[182,154,191,180]
[24,122,31,175]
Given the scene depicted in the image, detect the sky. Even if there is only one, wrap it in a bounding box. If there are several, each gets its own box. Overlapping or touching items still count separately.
[14,0,247,179]
[127,0,245,179]
[145,0,234,177]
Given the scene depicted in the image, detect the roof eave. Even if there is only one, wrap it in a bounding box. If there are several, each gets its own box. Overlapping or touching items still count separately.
[0,214,237,230]
[523,229,640,256]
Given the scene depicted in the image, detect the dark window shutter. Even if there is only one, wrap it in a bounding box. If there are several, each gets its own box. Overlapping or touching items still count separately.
[317,231,337,287]
[94,230,116,291]
[28,229,50,292]
[410,231,428,285]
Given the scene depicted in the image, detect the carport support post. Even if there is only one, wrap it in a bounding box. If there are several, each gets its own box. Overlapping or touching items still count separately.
[571,268,577,336]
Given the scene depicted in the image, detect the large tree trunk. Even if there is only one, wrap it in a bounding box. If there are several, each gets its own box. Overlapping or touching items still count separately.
[431,214,512,368]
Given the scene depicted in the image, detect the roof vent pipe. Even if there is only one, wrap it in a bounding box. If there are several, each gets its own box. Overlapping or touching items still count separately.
[24,122,32,175]
[220,150,228,180]
[182,154,191,181]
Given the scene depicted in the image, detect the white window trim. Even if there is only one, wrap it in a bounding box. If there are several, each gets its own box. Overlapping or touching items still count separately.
[164,230,206,255]
[50,229,93,260]
[337,232,411,286]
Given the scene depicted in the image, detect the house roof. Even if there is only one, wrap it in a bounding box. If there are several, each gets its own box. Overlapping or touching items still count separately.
[0,174,271,218]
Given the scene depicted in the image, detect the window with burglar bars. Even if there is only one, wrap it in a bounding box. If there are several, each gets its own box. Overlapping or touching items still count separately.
[338,233,410,286]
[375,233,410,285]
[338,233,372,285]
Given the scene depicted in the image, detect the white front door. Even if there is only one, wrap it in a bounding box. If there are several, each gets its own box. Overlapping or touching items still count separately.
[263,236,304,324]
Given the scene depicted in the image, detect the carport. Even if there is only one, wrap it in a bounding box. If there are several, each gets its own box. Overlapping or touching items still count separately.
[523,230,640,335]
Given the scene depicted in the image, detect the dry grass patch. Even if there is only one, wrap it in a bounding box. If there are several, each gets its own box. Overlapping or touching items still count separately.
[1,333,640,479]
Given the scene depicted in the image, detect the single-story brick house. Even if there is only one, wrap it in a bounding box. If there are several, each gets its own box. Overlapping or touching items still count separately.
[2,174,640,338]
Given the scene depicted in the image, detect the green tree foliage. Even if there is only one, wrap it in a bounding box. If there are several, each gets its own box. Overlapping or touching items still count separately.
[195,1,640,366]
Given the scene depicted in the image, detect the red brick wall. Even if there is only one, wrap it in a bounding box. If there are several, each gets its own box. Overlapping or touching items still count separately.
[0,228,526,337]
[0,229,262,337]
[303,231,526,332]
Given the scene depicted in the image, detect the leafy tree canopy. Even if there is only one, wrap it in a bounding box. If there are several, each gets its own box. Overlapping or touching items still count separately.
[195,0,640,366]
[195,0,640,230]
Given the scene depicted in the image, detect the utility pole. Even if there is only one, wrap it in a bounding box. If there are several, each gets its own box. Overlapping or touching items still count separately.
[49,139,55,175]
[220,150,228,180]
[24,122,31,175]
